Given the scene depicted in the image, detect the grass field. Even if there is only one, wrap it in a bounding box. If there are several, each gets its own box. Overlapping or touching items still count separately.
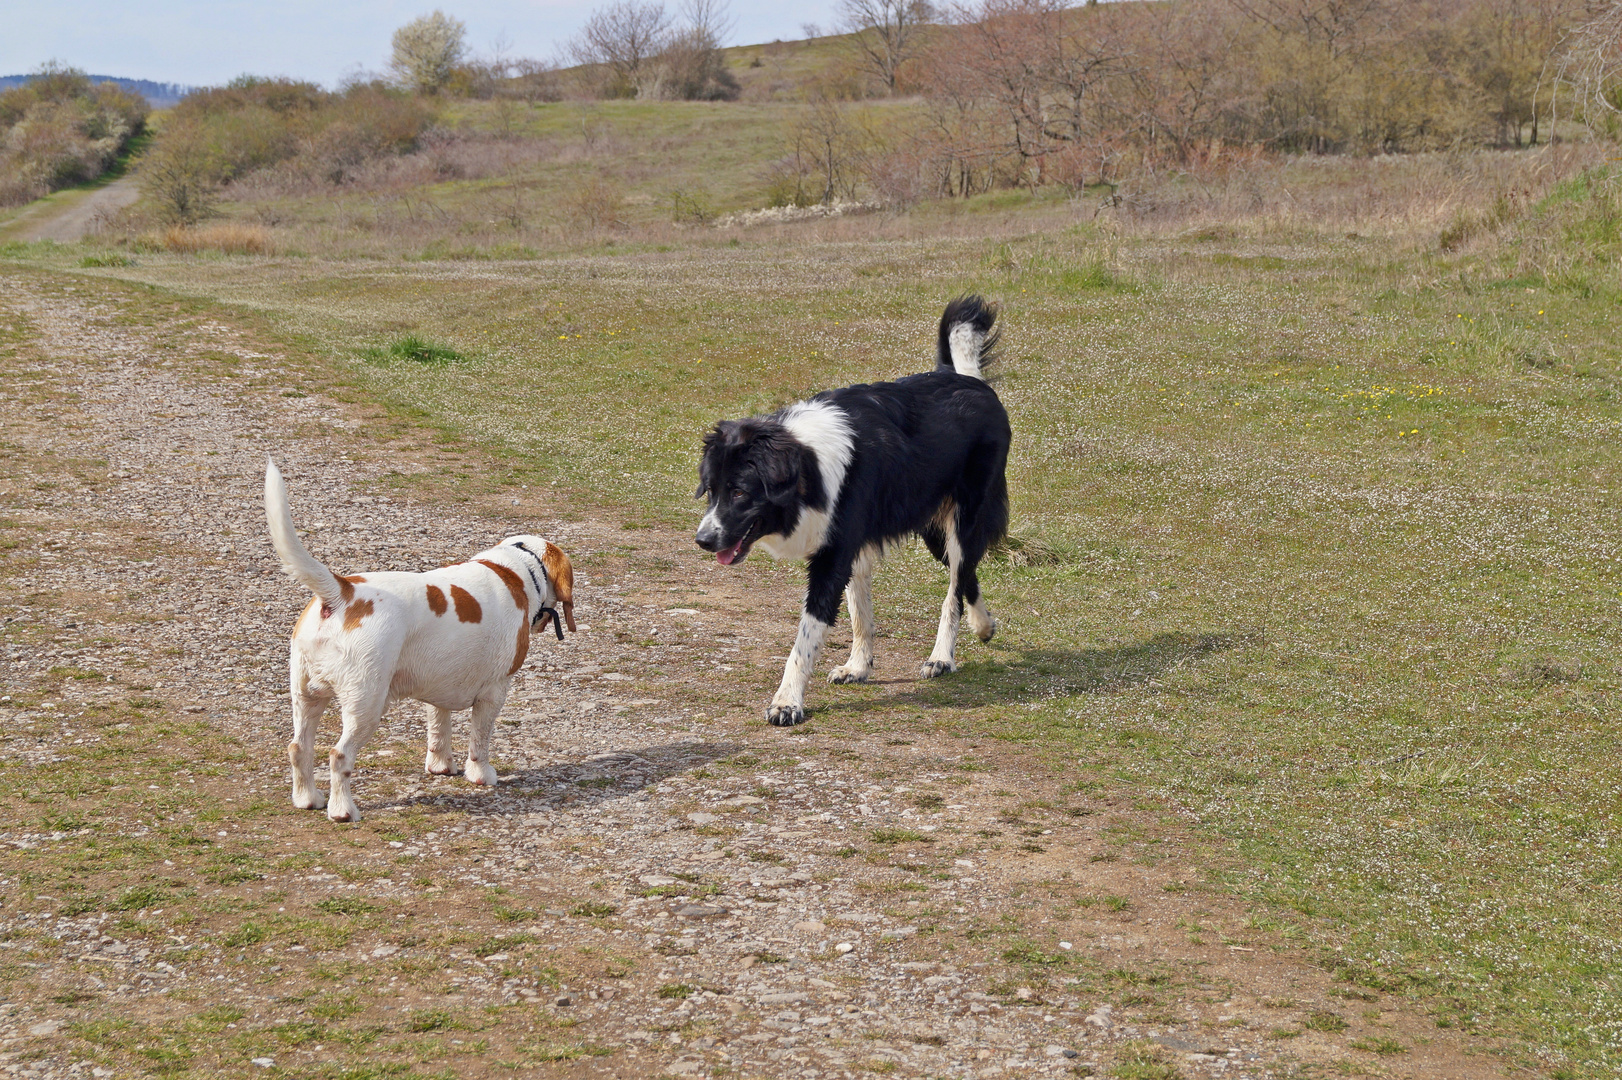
[6,145,1622,1076]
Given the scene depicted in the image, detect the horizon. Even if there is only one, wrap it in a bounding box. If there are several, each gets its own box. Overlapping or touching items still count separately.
[2,1,843,91]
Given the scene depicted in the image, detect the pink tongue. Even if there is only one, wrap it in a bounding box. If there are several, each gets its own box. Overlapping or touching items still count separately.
[717,540,743,565]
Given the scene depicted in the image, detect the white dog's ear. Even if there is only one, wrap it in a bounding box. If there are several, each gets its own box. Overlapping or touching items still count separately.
[541,542,577,632]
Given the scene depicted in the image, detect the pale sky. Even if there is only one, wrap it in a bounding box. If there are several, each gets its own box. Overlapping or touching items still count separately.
[2,1,844,88]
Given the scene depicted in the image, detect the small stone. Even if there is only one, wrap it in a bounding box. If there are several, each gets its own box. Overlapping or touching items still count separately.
[250,1059,275,1069]
[835,942,855,954]
[641,875,678,887]
[555,995,573,1007]
[687,813,719,825]
[370,945,399,959]
[793,920,826,934]
[674,904,726,918]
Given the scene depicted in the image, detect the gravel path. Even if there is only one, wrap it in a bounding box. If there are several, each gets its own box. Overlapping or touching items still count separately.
[3,178,140,243]
[0,272,1504,1079]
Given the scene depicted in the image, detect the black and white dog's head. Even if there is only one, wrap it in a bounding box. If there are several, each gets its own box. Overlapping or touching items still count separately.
[694,402,853,565]
[694,417,819,564]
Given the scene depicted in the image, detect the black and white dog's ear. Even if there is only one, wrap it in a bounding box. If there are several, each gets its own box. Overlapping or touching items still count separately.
[757,431,809,507]
[696,423,730,498]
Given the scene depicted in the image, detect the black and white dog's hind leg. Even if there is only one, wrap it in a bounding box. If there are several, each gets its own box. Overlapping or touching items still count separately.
[922,514,997,677]
[921,451,1005,677]
[922,506,966,678]
[768,548,853,726]
[829,544,881,685]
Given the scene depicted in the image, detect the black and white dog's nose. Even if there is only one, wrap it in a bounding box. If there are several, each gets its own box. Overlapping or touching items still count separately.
[695,520,721,551]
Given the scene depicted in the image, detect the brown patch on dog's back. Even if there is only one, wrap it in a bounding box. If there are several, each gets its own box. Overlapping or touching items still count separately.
[343,598,374,632]
[426,584,448,616]
[509,620,530,675]
[476,559,529,613]
[540,542,578,632]
[337,574,365,602]
[450,586,482,624]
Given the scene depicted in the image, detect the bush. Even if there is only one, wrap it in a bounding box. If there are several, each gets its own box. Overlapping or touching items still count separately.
[139,121,219,224]
[142,77,433,201]
[0,64,149,207]
[565,176,626,229]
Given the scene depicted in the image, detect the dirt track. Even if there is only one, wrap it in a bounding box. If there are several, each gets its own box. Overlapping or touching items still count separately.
[0,272,1507,1078]
[3,177,140,243]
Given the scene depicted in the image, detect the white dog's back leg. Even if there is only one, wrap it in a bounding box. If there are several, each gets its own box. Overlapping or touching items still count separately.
[327,690,386,823]
[463,684,509,787]
[288,654,329,810]
[424,704,456,776]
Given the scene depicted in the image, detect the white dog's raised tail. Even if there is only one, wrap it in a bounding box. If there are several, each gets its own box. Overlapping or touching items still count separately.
[265,458,346,607]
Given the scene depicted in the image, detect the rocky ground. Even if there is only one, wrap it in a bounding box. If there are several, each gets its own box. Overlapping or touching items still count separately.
[0,270,1507,1078]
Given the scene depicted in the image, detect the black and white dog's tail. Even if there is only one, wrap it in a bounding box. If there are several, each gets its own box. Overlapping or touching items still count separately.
[935,295,1000,381]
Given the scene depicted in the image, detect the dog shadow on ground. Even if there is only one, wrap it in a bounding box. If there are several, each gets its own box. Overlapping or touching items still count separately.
[814,629,1261,719]
[373,739,745,817]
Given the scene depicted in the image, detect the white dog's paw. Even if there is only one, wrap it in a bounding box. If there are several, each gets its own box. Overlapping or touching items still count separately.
[828,664,871,685]
[971,613,997,643]
[327,799,361,823]
[291,788,328,811]
[920,659,957,679]
[424,752,457,776]
[464,760,499,787]
[766,704,806,727]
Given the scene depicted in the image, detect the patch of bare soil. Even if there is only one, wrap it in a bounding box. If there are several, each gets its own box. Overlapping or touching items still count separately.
[0,271,1507,1078]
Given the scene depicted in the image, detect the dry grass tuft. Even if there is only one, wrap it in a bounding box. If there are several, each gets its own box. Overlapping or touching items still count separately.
[143,222,274,255]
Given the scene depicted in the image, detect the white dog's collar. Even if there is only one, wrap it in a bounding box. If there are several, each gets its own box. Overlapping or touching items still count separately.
[509,541,565,639]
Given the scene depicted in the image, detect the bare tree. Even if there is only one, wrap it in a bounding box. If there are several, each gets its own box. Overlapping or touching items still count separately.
[837,0,934,94]
[1552,0,1622,137]
[660,0,740,99]
[684,0,736,45]
[785,96,875,203]
[390,10,468,95]
[569,1,673,98]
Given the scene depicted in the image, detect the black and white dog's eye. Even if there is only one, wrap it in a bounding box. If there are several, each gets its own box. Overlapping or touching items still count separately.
[730,489,746,501]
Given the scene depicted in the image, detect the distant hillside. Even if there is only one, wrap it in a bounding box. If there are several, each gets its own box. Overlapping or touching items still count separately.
[0,73,192,108]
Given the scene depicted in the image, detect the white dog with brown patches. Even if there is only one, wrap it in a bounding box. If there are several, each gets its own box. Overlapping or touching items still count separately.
[265,459,576,822]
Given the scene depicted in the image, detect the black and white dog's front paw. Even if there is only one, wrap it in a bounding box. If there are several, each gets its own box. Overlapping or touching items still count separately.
[919,659,957,679]
[828,664,870,685]
[766,704,807,727]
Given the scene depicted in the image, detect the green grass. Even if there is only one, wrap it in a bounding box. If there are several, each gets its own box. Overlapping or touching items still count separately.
[358,334,465,366]
[8,151,1622,1076]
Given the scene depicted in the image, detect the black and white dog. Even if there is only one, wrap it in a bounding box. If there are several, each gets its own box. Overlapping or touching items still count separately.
[695,296,1011,726]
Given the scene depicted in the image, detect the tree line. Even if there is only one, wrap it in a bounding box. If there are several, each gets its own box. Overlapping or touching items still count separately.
[815,0,1612,202]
